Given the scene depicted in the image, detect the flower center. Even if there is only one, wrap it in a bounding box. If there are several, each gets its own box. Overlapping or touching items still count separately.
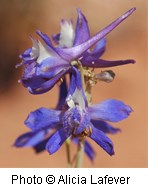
[62,105,82,135]
[62,104,92,139]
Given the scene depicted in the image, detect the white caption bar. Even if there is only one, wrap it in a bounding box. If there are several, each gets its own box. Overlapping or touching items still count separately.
[0,168,148,191]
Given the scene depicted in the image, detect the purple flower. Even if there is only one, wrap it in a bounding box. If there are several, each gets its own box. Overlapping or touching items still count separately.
[14,77,95,161]
[14,67,132,156]
[18,8,136,94]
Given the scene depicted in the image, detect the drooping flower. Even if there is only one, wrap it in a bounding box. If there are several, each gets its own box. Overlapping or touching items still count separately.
[14,67,132,156]
[17,8,136,94]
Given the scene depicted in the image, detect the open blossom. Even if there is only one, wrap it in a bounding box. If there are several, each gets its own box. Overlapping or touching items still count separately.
[14,67,132,156]
[18,8,136,94]
[14,77,96,161]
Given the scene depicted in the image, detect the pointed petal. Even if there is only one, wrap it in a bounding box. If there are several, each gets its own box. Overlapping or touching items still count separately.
[89,99,133,122]
[14,131,45,147]
[25,107,61,131]
[58,8,136,60]
[36,30,53,47]
[34,137,50,153]
[91,119,120,134]
[81,56,135,68]
[90,126,114,156]
[56,78,68,110]
[84,140,96,161]
[28,67,70,94]
[73,9,90,46]
[91,38,106,58]
[46,128,70,154]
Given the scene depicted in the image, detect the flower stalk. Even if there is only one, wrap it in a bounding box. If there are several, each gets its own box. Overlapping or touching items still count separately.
[75,138,84,168]
[65,138,72,167]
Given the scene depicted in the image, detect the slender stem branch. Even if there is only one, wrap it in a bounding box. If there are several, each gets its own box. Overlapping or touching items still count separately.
[65,138,72,168]
[75,138,84,168]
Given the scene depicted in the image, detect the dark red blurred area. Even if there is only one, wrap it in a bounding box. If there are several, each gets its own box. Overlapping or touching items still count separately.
[0,0,147,167]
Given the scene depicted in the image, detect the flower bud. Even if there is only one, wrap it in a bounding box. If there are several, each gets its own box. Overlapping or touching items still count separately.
[95,70,115,83]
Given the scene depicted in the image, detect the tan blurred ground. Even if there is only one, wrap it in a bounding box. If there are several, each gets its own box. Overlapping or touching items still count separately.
[0,0,147,168]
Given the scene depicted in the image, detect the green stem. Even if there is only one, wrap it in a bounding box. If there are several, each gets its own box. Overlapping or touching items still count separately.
[65,138,71,168]
[75,139,84,168]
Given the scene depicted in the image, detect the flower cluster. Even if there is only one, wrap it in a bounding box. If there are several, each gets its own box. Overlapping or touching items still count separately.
[14,8,136,165]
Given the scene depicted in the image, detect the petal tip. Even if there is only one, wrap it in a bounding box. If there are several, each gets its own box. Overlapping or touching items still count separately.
[76,8,87,22]
[131,7,136,12]
[111,151,115,156]
[123,7,136,19]
[127,105,133,113]
[131,59,136,64]
[76,8,81,13]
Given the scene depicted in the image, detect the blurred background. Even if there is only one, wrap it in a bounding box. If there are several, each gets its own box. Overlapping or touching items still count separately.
[0,0,147,168]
